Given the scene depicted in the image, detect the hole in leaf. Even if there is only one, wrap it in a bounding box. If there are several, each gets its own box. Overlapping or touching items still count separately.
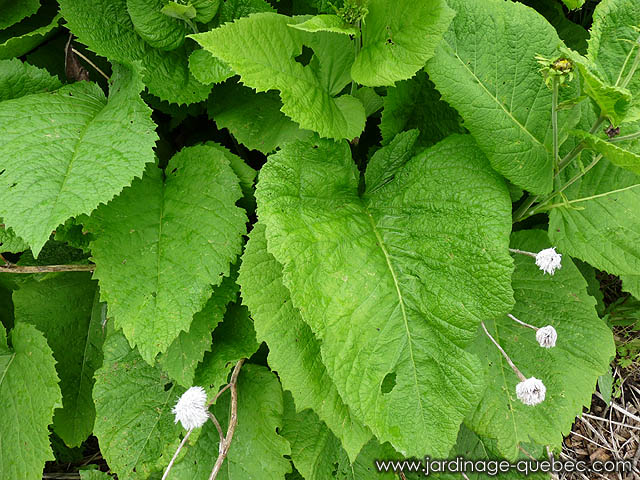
[295,45,314,66]
[381,372,396,394]
[164,382,173,391]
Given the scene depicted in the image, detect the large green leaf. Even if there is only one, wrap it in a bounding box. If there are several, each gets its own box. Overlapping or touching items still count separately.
[58,0,211,105]
[208,82,312,153]
[281,391,397,479]
[256,134,514,457]
[0,5,61,60]
[0,323,62,480]
[85,145,246,363]
[13,273,103,447]
[190,13,365,140]
[564,50,632,126]
[588,0,640,120]
[172,364,292,480]
[466,230,614,458]
[549,158,640,298]
[0,58,61,101]
[93,331,183,480]
[158,273,239,387]
[0,63,157,256]
[189,49,233,85]
[127,0,189,51]
[426,0,577,195]
[238,222,371,462]
[572,129,640,175]
[193,302,260,396]
[0,0,40,30]
[379,69,464,148]
[350,0,454,87]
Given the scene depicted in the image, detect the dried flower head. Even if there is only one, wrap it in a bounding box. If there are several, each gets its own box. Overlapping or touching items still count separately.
[535,247,562,275]
[536,325,557,348]
[516,377,546,406]
[172,386,209,430]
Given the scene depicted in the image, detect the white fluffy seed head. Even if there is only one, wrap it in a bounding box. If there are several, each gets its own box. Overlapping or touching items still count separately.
[536,325,558,348]
[516,377,546,406]
[535,247,562,275]
[172,386,209,430]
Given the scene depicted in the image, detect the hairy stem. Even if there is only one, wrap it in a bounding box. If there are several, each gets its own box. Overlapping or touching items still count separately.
[508,248,537,259]
[162,428,193,480]
[208,359,245,480]
[481,321,526,382]
[507,313,538,331]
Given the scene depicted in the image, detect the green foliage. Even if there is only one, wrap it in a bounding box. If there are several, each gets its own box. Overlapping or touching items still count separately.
[467,230,614,458]
[58,0,211,105]
[127,0,190,51]
[426,0,578,195]
[158,273,239,387]
[380,69,464,148]
[1,1,637,478]
[93,331,183,479]
[191,13,365,139]
[209,82,312,153]
[13,273,103,447]
[549,158,640,298]
[256,134,514,456]
[0,0,40,30]
[588,0,640,121]
[351,0,454,87]
[0,63,157,255]
[281,392,397,479]
[0,323,61,480]
[0,4,61,60]
[84,145,246,363]
[239,223,371,461]
[0,58,61,101]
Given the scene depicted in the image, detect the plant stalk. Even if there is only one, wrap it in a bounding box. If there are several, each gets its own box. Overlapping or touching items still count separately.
[208,359,245,480]
[481,321,526,382]
[0,264,95,274]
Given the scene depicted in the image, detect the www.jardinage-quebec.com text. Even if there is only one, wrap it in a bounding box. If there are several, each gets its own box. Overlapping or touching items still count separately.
[374,456,635,476]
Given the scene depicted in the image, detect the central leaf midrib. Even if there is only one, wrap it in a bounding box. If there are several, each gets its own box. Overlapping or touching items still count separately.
[131,383,175,469]
[451,48,545,149]
[151,176,168,343]
[363,208,425,424]
[0,353,16,388]
[48,94,107,232]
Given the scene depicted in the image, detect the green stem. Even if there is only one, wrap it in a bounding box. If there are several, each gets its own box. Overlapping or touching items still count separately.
[610,130,640,143]
[555,114,605,175]
[535,183,640,211]
[350,20,362,96]
[620,37,640,89]
[552,77,560,173]
[513,114,606,223]
[528,153,603,217]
